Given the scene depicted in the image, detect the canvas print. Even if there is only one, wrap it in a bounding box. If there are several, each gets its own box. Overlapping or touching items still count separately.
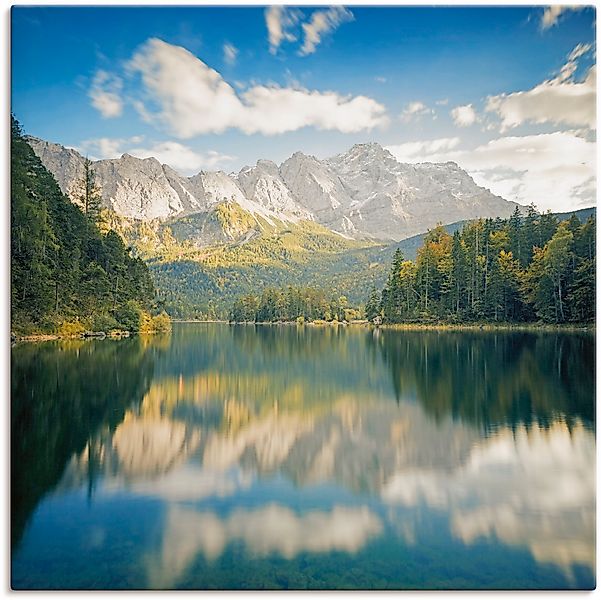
[10,4,596,590]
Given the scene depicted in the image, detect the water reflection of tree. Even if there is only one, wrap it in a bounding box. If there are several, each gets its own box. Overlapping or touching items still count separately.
[154,324,386,411]
[371,330,594,431]
[11,338,156,549]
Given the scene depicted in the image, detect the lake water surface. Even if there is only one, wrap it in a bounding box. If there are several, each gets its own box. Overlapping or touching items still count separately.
[11,324,595,589]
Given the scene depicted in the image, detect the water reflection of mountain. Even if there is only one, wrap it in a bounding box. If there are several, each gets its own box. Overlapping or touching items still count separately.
[11,337,156,549]
[371,330,595,430]
[55,372,594,582]
[49,325,595,515]
[12,325,596,587]
[146,419,593,588]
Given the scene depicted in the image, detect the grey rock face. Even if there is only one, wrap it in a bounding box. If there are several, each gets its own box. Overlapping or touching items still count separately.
[27,136,518,242]
[26,137,87,205]
[237,159,310,218]
[325,144,517,240]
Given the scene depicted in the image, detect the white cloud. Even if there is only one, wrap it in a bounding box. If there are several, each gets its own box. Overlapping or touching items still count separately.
[240,85,388,135]
[127,38,388,137]
[128,141,235,173]
[382,422,594,575]
[386,137,461,162]
[389,131,596,212]
[541,5,584,29]
[400,101,434,122]
[435,98,449,106]
[126,465,252,502]
[78,137,129,159]
[78,136,235,174]
[265,6,301,54]
[486,44,595,132]
[462,132,596,211]
[375,76,387,83]
[451,104,477,127]
[299,6,354,56]
[88,70,123,118]
[147,504,382,587]
[223,43,238,65]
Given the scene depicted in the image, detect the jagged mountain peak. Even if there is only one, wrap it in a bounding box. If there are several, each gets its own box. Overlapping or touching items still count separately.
[236,158,308,218]
[285,150,323,166]
[347,141,389,155]
[27,135,519,242]
[256,158,279,170]
[116,153,164,171]
[330,141,398,167]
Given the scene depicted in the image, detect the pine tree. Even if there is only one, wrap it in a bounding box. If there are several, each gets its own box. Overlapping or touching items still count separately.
[365,287,381,322]
[77,158,103,224]
[365,206,593,326]
[543,221,574,322]
[11,116,162,333]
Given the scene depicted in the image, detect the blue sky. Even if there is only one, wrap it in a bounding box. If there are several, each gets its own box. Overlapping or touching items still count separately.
[11,5,596,211]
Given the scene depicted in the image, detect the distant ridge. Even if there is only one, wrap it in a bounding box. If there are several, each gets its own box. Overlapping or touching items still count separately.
[27,136,518,243]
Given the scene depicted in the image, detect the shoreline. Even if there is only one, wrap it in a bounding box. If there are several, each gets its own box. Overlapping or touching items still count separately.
[11,330,169,344]
[13,320,594,343]
[172,319,595,332]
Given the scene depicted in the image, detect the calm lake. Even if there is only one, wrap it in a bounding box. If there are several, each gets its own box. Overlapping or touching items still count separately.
[11,323,595,590]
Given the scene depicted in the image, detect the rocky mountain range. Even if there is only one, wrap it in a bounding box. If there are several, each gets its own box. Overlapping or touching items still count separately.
[27,136,518,242]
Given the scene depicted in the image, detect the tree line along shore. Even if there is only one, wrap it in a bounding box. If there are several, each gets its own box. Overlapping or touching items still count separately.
[228,206,595,328]
[11,117,172,339]
[11,116,594,338]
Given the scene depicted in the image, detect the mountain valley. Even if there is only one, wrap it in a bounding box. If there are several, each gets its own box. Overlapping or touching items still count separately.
[27,135,542,317]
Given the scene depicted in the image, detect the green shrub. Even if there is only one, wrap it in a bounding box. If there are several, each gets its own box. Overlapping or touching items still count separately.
[90,313,120,332]
[138,310,154,333]
[56,319,85,337]
[114,300,142,331]
[152,312,172,332]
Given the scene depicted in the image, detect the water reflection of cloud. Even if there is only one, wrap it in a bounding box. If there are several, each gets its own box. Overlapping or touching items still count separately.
[127,465,252,502]
[381,422,594,573]
[56,385,594,582]
[147,504,383,588]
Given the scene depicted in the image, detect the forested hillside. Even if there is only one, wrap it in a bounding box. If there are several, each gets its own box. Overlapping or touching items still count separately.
[11,118,169,335]
[108,208,380,319]
[369,206,595,324]
[229,286,360,323]
[113,204,593,320]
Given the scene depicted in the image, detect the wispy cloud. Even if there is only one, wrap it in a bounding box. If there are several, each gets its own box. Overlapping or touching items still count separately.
[127,38,388,137]
[540,5,584,29]
[400,100,434,122]
[387,131,596,211]
[223,42,238,66]
[78,136,235,174]
[265,5,353,56]
[265,6,301,54]
[387,137,461,162]
[88,70,123,118]
[299,6,354,56]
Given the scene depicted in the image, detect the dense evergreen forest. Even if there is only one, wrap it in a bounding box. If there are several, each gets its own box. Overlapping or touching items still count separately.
[368,207,595,324]
[229,286,361,323]
[11,117,170,335]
